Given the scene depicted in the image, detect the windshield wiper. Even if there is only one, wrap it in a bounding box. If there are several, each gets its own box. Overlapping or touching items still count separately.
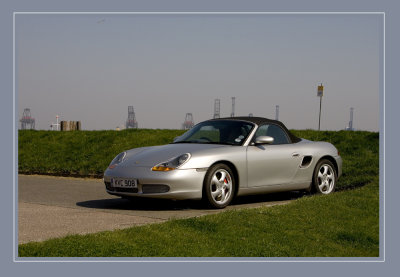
[171,141,198,144]
[172,141,235,145]
[201,141,236,146]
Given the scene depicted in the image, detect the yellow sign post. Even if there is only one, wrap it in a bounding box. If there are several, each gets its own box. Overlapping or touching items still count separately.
[317,84,324,130]
[317,85,324,97]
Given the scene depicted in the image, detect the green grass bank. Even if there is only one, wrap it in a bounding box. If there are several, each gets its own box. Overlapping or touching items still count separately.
[18,129,185,177]
[18,129,379,191]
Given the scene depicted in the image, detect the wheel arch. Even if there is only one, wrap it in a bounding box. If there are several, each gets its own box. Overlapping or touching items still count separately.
[318,155,339,175]
[207,160,240,198]
[311,155,338,194]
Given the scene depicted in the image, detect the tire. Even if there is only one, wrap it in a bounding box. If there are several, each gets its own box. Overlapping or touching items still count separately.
[312,159,337,194]
[203,163,236,209]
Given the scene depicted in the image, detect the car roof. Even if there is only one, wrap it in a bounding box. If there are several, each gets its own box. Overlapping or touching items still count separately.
[208,116,301,143]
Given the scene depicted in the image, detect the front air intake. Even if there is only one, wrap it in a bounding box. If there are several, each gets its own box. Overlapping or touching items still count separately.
[142,184,170,194]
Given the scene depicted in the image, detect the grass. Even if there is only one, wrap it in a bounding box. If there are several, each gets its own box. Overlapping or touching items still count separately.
[18,179,378,257]
[18,129,379,191]
[18,129,379,257]
[18,129,185,177]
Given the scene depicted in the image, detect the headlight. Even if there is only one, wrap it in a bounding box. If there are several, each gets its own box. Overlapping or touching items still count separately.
[108,152,126,169]
[152,153,191,171]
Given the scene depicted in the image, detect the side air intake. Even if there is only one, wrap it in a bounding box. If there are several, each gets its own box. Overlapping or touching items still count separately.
[300,156,313,168]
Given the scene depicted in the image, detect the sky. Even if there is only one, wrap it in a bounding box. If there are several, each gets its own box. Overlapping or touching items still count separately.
[16,13,381,131]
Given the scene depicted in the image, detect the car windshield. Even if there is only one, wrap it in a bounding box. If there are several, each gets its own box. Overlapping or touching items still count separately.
[173,120,254,146]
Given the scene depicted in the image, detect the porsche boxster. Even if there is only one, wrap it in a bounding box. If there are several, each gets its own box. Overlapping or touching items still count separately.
[103,117,342,208]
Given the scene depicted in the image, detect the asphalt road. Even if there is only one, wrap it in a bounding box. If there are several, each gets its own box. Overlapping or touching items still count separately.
[18,174,299,244]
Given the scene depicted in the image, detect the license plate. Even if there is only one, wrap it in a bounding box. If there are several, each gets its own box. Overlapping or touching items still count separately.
[111,178,138,188]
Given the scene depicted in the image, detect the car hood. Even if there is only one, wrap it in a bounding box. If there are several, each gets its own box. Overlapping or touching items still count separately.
[121,143,229,167]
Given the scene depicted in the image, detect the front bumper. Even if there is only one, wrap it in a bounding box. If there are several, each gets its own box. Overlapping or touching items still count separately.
[103,166,207,200]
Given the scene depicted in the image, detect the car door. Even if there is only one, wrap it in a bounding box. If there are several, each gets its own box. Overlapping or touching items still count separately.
[246,124,302,187]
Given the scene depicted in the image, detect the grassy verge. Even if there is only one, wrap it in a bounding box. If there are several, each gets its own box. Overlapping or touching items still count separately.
[18,129,185,177]
[18,129,379,191]
[18,178,378,257]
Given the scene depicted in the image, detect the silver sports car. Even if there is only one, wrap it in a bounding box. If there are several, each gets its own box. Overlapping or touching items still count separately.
[104,117,342,208]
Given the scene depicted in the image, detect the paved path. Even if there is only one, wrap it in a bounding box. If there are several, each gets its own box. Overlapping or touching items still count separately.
[18,174,298,243]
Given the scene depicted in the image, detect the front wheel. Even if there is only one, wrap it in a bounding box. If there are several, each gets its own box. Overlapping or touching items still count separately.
[312,159,337,194]
[203,164,236,209]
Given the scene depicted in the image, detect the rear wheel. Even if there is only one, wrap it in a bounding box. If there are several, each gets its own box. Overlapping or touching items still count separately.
[312,159,337,194]
[203,164,235,209]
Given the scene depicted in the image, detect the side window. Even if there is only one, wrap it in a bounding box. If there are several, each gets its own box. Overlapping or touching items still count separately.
[254,125,268,138]
[254,124,290,145]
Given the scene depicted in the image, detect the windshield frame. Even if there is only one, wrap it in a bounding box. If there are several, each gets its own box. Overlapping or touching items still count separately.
[173,119,256,146]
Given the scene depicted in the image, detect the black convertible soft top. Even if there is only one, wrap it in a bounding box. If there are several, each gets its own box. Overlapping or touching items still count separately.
[209,116,301,143]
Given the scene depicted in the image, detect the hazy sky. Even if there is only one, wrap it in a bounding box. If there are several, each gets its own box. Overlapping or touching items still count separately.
[16,13,381,131]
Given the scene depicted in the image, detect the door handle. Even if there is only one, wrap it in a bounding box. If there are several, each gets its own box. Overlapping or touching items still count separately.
[292,152,300,157]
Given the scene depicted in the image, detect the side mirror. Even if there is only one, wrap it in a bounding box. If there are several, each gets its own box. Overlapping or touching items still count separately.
[254,136,274,145]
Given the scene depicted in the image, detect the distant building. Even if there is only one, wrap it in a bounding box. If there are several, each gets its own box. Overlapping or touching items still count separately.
[126,106,138,129]
[182,113,194,130]
[20,108,35,130]
[345,107,355,131]
[213,99,220,119]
